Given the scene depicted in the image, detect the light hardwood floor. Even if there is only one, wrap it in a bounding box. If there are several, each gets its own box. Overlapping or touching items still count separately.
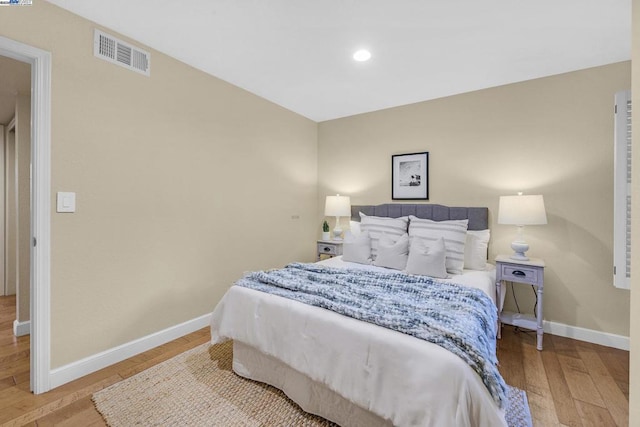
[497,325,629,427]
[0,295,629,426]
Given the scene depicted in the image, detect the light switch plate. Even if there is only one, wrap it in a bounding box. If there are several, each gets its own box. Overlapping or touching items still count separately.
[56,192,76,213]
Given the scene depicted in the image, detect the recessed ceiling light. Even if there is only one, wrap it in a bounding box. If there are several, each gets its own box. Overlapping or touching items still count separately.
[353,49,371,62]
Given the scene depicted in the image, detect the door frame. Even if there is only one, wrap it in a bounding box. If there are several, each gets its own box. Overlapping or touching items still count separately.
[0,35,51,394]
[4,120,17,299]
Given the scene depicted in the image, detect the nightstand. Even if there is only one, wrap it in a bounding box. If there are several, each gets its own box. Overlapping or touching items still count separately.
[495,255,545,350]
[317,240,343,261]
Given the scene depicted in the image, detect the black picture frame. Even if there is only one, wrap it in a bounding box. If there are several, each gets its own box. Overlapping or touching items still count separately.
[392,152,429,200]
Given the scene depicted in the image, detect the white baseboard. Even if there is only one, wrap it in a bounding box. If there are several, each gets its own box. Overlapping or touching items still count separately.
[543,320,629,351]
[49,312,212,390]
[13,319,30,337]
[46,311,628,391]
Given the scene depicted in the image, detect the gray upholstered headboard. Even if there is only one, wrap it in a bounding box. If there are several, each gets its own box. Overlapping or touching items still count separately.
[351,204,488,231]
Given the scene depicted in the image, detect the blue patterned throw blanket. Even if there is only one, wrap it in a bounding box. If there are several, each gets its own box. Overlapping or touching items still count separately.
[236,262,507,408]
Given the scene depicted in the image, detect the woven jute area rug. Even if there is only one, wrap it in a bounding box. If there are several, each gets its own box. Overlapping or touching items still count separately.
[93,341,532,426]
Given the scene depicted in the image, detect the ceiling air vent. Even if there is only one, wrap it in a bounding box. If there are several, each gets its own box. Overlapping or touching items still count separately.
[94,29,150,76]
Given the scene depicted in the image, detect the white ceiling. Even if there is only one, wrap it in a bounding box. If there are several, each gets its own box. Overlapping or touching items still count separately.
[42,1,632,122]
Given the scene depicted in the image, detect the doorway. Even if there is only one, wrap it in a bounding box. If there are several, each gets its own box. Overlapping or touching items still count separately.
[0,63,32,339]
[0,36,51,394]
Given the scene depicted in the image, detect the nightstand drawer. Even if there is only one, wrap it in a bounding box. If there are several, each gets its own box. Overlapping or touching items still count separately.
[500,264,539,285]
[317,243,339,256]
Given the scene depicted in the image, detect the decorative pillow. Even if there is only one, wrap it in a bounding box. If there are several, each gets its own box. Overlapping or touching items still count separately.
[408,216,468,274]
[373,233,409,270]
[360,213,409,260]
[464,229,490,271]
[349,220,362,237]
[405,236,448,279]
[342,232,372,265]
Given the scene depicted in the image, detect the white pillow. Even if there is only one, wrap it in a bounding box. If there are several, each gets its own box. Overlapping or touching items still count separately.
[360,213,409,260]
[349,220,362,237]
[405,236,448,279]
[408,216,468,274]
[373,233,409,270]
[464,229,490,270]
[342,232,372,265]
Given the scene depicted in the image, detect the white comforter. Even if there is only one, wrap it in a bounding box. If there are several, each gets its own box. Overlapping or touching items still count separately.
[210,258,507,427]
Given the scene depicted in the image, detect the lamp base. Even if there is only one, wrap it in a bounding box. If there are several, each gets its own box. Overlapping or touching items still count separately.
[510,240,530,261]
[332,216,343,240]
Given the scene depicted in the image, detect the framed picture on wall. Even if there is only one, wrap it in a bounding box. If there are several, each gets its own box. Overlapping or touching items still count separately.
[392,152,429,200]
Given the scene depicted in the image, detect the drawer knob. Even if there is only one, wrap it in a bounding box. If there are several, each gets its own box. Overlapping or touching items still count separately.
[512,270,526,277]
[323,247,330,252]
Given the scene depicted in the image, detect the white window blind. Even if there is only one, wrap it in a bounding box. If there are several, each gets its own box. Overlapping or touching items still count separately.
[614,90,631,289]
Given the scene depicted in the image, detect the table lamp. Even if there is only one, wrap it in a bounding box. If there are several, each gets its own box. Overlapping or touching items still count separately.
[498,193,547,261]
[324,194,351,241]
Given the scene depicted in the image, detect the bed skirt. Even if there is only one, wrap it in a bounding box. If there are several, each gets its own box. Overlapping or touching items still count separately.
[233,341,392,427]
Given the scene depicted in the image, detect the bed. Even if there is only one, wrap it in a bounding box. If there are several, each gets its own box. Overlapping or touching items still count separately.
[210,204,507,427]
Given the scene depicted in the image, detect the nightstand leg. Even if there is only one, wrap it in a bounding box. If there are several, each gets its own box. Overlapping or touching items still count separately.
[536,285,544,350]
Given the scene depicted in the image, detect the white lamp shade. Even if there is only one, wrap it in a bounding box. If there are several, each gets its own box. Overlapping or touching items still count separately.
[498,194,547,225]
[325,195,351,217]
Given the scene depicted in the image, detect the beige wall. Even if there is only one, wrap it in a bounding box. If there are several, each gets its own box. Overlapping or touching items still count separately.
[15,94,30,323]
[319,62,631,337]
[629,0,639,424]
[0,1,318,368]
